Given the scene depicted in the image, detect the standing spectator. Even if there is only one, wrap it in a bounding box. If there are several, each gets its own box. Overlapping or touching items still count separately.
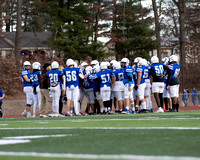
[39,63,53,118]
[182,89,189,106]
[0,89,5,118]
[192,88,198,106]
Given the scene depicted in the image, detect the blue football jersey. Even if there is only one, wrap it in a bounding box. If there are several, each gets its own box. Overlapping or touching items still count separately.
[144,66,150,80]
[168,64,180,79]
[88,74,98,92]
[21,70,32,87]
[135,66,145,84]
[83,75,93,90]
[150,63,164,76]
[163,69,169,84]
[96,70,112,88]
[121,65,134,86]
[30,71,41,86]
[46,70,62,86]
[0,89,4,102]
[62,67,82,88]
[112,69,124,81]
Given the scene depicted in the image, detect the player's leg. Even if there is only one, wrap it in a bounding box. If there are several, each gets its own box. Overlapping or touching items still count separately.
[72,86,80,115]
[33,93,37,118]
[0,102,3,118]
[66,87,72,116]
[96,92,104,114]
[54,85,61,114]
[89,90,95,114]
[26,87,34,118]
[152,83,163,113]
[129,84,135,113]
[123,84,130,114]
[137,83,147,113]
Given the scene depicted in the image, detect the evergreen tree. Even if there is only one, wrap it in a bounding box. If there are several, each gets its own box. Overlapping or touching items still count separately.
[113,0,157,60]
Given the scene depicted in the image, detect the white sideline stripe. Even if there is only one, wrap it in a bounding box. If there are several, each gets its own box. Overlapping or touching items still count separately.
[1,127,200,130]
[0,151,200,160]
[2,117,200,123]
[0,124,8,126]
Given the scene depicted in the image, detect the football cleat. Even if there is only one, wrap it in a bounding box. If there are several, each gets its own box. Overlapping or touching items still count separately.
[65,113,73,116]
[155,107,164,113]
[26,112,32,118]
[149,108,154,113]
[40,114,48,118]
[22,110,27,117]
[75,113,82,116]
[131,110,136,114]
[32,115,36,118]
[0,111,3,118]
[122,109,130,114]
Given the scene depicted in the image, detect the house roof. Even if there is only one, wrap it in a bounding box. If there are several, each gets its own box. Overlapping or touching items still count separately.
[0,32,51,49]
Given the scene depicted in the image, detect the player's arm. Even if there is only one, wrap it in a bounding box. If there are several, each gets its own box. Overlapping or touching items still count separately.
[23,75,32,83]
[136,72,142,87]
[78,71,85,79]
[165,66,173,89]
[111,76,116,90]
[62,75,66,95]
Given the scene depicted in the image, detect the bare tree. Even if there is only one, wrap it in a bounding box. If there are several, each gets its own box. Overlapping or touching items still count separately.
[172,0,186,92]
[152,0,161,61]
[15,0,22,65]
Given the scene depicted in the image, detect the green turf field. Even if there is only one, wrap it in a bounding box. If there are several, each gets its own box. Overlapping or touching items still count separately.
[0,111,200,160]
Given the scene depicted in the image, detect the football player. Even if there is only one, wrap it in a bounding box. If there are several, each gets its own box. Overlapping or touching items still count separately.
[21,61,34,118]
[166,55,180,112]
[121,58,135,114]
[111,62,125,113]
[47,61,64,117]
[150,56,165,113]
[84,66,95,114]
[30,62,41,118]
[62,59,85,116]
[96,62,113,113]
[135,58,148,113]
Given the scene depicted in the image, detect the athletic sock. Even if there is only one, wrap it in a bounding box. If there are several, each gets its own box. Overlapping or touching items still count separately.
[172,104,176,111]
[164,98,169,110]
[100,108,104,113]
[176,104,179,112]
[141,102,146,110]
[145,97,149,109]
[126,106,129,110]
[159,93,163,108]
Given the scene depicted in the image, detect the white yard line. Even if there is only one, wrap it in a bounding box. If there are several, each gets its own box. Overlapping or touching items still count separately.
[1,117,200,123]
[0,127,200,130]
[0,124,8,126]
[0,151,200,160]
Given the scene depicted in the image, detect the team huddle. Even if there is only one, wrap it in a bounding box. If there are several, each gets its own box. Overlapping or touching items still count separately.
[21,55,180,118]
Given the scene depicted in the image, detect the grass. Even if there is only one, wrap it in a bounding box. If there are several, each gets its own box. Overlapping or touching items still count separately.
[0,111,200,160]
